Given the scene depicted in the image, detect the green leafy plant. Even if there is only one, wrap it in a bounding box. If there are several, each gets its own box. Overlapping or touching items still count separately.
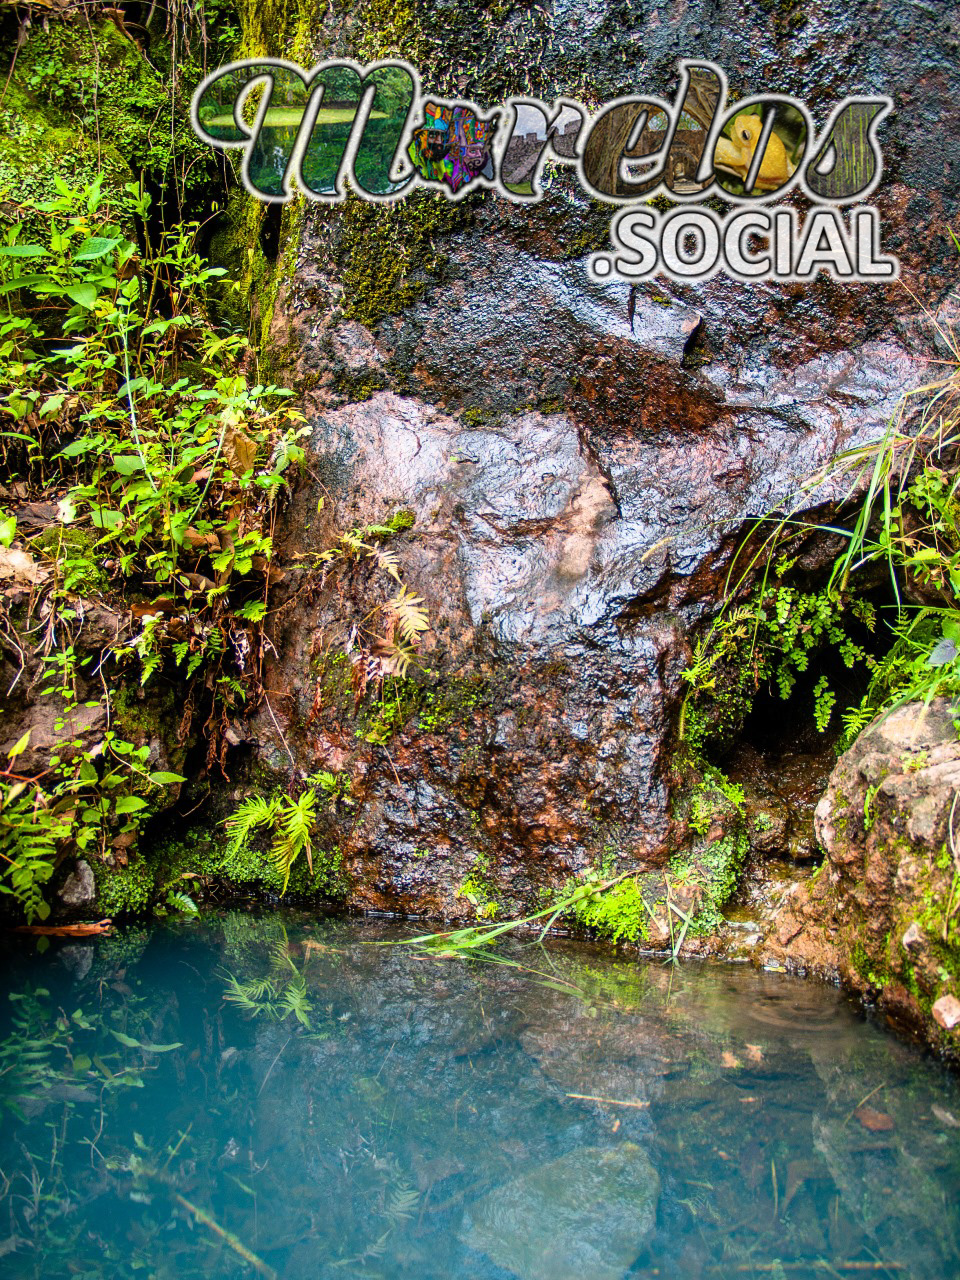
[0,177,315,920]
[679,309,960,756]
[457,853,500,920]
[679,580,875,753]
[223,780,349,896]
[0,777,67,923]
[568,870,655,945]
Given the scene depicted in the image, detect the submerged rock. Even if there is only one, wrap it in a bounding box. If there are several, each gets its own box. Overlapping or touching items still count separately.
[461,1142,659,1280]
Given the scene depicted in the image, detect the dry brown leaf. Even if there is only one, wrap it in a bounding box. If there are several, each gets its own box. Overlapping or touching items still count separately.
[224,428,257,477]
[856,1106,895,1132]
[183,527,221,552]
[14,919,113,937]
[0,546,48,586]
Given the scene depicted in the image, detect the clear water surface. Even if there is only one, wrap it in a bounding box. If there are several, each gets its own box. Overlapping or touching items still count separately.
[1,912,958,1280]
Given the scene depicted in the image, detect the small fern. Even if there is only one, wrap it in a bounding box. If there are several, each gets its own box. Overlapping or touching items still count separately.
[221,784,338,896]
[373,637,419,679]
[277,972,312,1027]
[369,546,402,583]
[387,586,429,643]
[165,890,199,916]
[385,1185,420,1222]
[223,795,279,860]
[0,784,69,923]
[269,789,318,892]
[219,939,313,1027]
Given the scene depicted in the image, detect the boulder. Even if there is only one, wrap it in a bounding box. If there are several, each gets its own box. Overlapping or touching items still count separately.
[241,0,959,917]
[460,1142,660,1280]
[771,700,960,1058]
[59,860,96,908]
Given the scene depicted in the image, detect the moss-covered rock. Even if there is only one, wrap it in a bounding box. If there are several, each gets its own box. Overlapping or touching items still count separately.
[0,10,223,225]
[772,700,960,1062]
[93,854,155,917]
[0,86,131,236]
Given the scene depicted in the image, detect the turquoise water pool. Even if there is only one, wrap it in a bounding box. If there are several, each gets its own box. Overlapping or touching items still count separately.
[1,912,958,1279]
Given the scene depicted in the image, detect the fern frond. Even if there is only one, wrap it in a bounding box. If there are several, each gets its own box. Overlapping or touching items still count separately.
[387,586,429,644]
[166,891,199,915]
[220,970,281,1017]
[0,785,65,922]
[340,531,370,556]
[269,938,297,974]
[369,546,402,583]
[222,795,279,859]
[372,638,417,679]
[386,1186,420,1221]
[278,975,312,1028]
[269,788,318,893]
[362,522,403,539]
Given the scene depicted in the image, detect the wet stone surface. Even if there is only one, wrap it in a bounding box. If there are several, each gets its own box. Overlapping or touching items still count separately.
[251,0,960,908]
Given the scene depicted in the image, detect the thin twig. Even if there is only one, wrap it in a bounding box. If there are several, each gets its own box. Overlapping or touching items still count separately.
[174,1192,277,1279]
[257,1035,291,1099]
[262,691,296,773]
[565,1093,650,1109]
[844,1082,883,1127]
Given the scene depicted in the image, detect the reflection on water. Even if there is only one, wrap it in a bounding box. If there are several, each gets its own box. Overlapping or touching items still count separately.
[1,913,958,1279]
[247,119,408,197]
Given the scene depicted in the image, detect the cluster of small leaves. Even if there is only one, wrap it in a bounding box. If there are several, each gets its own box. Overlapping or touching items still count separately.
[457,852,500,920]
[835,452,960,736]
[568,870,654,945]
[688,770,745,838]
[0,176,310,920]
[680,575,875,753]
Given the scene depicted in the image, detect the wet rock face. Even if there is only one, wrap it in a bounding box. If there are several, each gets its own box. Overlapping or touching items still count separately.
[257,395,681,910]
[59,860,96,909]
[253,0,958,912]
[772,701,960,1059]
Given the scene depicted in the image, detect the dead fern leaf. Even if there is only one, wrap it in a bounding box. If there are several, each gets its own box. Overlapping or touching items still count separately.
[387,586,429,644]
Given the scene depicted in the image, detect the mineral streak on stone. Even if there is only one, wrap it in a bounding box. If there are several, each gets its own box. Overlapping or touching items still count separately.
[460,1142,660,1280]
